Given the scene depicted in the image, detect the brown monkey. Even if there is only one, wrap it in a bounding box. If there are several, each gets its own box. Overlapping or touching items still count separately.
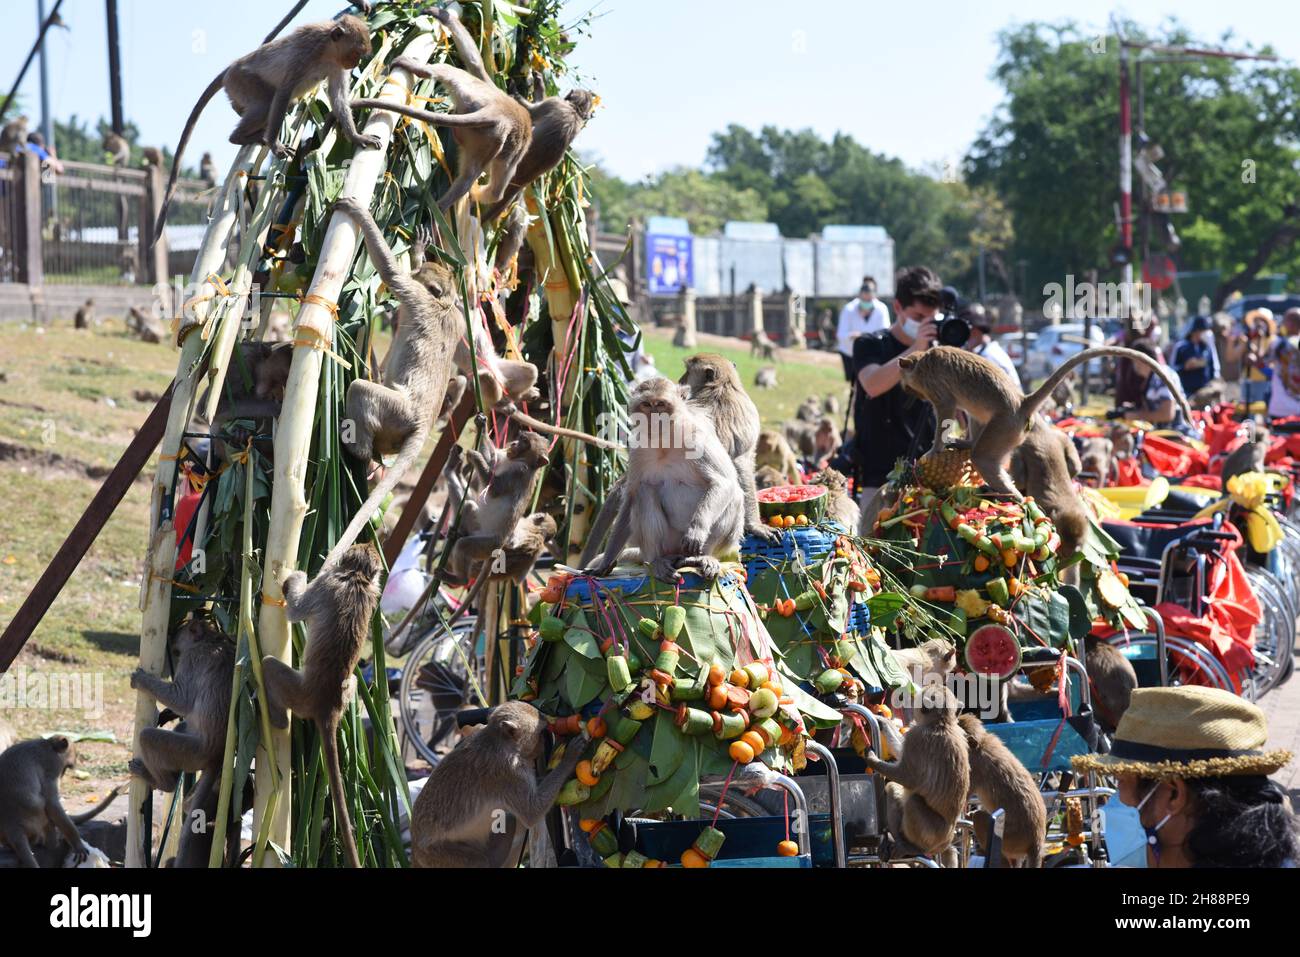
[140,146,164,168]
[784,419,817,459]
[325,196,460,567]
[447,433,552,587]
[957,713,1046,867]
[1076,434,1113,484]
[898,345,1194,498]
[754,430,802,485]
[128,618,235,796]
[796,395,822,423]
[199,152,218,188]
[422,6,594,224]
[864,683,969,866]
[262,544,384,868]
[1110,422,1135,464]
[753,367,778,389]
[813,416,840,464]
[126,306,164,344]
[584,376,744,582]
[890,637,957,684]
[73,298,94,330]
[809,467,859,529]
[193,341,294,464]
[1221,428,1269,486]
[754,464,785,489]
[155,16,381,239]
[410,701,588,867]
[1084,635,1138,734]
[750,329,778,362]
[0,115,30,155]
[1008,418,1088,559]
[102,129,130,166]
[0,737,119,868]
[823,393,841,416]
[354,9,530,213]
[493,201,530,275]
[446,512,558,628]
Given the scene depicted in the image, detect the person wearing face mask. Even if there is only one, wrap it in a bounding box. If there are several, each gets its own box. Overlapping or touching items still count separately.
[850,266,942,508]
[1072,686,1295,868]
[837,276,891,381]
[963,302,1018,382]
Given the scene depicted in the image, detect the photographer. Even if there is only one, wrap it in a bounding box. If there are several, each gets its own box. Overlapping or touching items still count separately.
[963,302,1018,381]
[851,266,946,506]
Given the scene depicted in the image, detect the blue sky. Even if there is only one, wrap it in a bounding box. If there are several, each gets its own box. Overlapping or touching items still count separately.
[3,1,1296,181]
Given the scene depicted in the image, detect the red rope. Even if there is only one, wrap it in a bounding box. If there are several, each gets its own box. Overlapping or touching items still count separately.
[711,760,739,826]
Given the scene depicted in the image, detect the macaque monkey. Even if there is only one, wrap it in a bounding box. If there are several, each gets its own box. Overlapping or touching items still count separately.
[890,637,957,684]
[156,15,381,239]
[755,430,801,485]
[1007,418,1089,559]
[0,115,30,155]
[823,393,841,415]
[418,6,594,224]
[1084,635,1138,734]
[813,416,840,463]
[0,737,119,868]
[864,683,969,866]
[447,512,557,628]
[194,341,294,464]
[141,146,164,168]
[73,298,95,330]
[754,464,785,489]
[324,196,460,567]
[410,701,589,867]
[784,419,817,459]
[796,396,822,423]
[127,306,164,344]
[447,433,552,588]
[199,152,218,188]
[1076,435,1114,484]
[1221,427,1269,486]
[262,544,384,868]
[1110,422,1135,463]
[492,201,530,275]
[585,376,744,582]
[809,467,859,529]
[750,329,778,361]
[128,619,235,798]
[754,366,778,389]
[958,713,1046,867]
[354,8,530,212]
[898,345,1194,499]
[102,129,130,166]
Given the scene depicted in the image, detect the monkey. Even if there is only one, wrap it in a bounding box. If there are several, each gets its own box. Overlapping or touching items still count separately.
[192,341,294,464]
[410,701,589,867]
[102,129,130,166]
[1084,634,1138,735]
[1046,371,1077,416]
[1,115,30,155]
[1077,434,1113,484]
[0,736,120,868]
[957,713,1046,867]
[808,467,860,529]
[784,419,818,459]
[199,152,218,188]
[141,146,164,169]
[446,434,552,589]
[754,366,778,389]
[823,393,841,416]
[354,8,530,213]
[446,512,557,631]
[73,298,94,330]
[126,306,164,344]
[1007,417,1089,559]
[754,464,786,490]
[1110,422,1135,462]
[813,416,840,465]
[584,376,744,582]
[864,683,969,866]
[416,6,593,224]
[128,619,235,802]
[493,201,531,276]
[1188,378,1227,409]
[324,196,461,567]
[755,430,802,485]
[750,329,778,361]
[262,544,384,869]
[897,345,1195,500]
[1221,427,1269,487]
[890,637,957,685]
[796,395,822,423]
[155,16,381,240]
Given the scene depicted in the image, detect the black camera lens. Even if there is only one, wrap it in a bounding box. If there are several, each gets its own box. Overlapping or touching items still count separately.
[938,316,971,347]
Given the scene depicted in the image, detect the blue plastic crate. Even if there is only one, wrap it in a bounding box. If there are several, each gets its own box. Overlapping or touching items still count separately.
[847,599,872,635]
[740,523,844,566]
[562,569,742,604]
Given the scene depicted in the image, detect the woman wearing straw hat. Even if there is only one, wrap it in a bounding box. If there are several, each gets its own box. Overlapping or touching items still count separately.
[1072,686,1296,868]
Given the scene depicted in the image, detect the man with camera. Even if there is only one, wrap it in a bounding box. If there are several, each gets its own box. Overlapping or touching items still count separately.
[836,277,890,381]
[851,266,958,511]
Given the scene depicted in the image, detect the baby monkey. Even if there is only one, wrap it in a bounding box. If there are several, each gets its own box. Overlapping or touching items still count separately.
[958,713,1046,867]
[263,544,384,868]
[410,701,588,867]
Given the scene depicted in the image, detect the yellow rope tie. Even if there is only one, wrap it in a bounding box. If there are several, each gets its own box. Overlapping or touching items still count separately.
[158,452,179,461]
[175,273,234,335]
[261,595,287,607]
[149,570,201,594]
[293,295,353,371]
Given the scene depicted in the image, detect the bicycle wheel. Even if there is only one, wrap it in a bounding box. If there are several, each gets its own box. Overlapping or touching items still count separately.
[398,618,485,768]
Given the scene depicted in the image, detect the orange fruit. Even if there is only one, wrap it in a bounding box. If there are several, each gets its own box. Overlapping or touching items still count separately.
[681,848,710,868]
[730,669,750,688]
[578,818,602,833]
[740,731,765,754]
[587,717,607,738]
[1002,549,1018,568]
[776,840,799,857]
[973,554,990,572]
[575,760,599,786]
[707,663,726,686]
[729,740,755,764]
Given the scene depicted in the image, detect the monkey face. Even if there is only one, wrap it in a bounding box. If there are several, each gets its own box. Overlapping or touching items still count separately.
[915,683,960,721]
[565,89,597,121]
[47,735,76,773]
[331,16,373,69]
[530,513,559,538]
[507,432,551,469]
[630,378,682,416]
[413,260,455,302]
[491,701,547,759]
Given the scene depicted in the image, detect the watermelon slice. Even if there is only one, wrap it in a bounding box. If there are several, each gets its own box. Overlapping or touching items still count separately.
[964,624,1022,679]
[757,485,827,522]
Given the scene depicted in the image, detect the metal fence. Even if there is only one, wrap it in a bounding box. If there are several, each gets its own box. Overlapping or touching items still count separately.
[0,165,21,284]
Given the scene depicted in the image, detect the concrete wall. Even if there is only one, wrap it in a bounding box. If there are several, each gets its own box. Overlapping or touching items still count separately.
[0,284,163,325]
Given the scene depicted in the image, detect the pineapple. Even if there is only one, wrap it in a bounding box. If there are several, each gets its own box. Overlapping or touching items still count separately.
[915,449,985,490]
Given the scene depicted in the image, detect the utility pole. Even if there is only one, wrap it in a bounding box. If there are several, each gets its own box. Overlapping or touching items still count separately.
[36,0,56,220]
[106,0,124,135]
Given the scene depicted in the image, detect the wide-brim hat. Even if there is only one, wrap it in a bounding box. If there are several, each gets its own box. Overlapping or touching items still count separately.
[1071,686,1292,780]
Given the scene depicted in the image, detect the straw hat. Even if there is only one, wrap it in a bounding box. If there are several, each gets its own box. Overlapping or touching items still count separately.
[1071,686,1292,780]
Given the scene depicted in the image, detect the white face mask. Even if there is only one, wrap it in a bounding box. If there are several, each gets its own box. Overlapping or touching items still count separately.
[858,295,875,311]
[901,318,921,339]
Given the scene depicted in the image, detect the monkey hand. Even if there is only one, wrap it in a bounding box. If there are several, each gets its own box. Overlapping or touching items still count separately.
[270,141,296,162]
[332,195,369,221]
[429,6,454,26]
[650,556,684,584]
[734,760,782,796]
[69,840,90,866]
[862,749,880,770]
[128,668,150,691]
[677,555,721,580]
[745,520,783,543]
[356,133,384,152]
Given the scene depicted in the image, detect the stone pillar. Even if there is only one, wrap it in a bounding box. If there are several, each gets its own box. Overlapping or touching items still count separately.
[673,285,697,348]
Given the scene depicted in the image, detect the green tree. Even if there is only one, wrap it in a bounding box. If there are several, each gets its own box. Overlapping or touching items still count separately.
[587,162,768,236]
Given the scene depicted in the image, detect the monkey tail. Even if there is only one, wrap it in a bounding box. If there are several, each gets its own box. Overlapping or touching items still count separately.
[154,70,228,247]
[510,410,618,450]
[444,571,489,627]
[350,98,501,129]
[1018,346,1196,433]
[71,785,122,825]
[323,433,425,569]
[320,724,362,868]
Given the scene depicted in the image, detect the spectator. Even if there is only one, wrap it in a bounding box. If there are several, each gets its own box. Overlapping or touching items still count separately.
[851,266,941,509]
[963,303,1018,381]
[1073,686,1295,868]
[1171,315,1219,396]
[1269,308,1300,419]
[24,132,63,174]
[1224,308,1276,410]
[836,277,890,381]
[1113,339,1191,431]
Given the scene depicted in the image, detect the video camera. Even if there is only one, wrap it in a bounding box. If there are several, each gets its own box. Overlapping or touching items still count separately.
[935,286,971,347]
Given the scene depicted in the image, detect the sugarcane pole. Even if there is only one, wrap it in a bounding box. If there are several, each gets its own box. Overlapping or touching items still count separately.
[252,32,437,865]
[126,147,257,868]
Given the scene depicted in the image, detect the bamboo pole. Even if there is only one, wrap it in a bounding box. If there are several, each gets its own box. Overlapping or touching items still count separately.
[126,148,256,869]
[252,33,439,865]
